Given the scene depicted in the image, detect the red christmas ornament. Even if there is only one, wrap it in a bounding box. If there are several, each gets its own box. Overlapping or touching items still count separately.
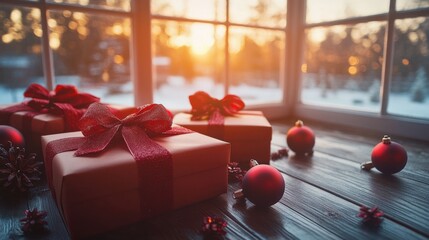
[361,135,407,175]
[234,160,285,207]
[0,125,25,148]
[286,120,315,155]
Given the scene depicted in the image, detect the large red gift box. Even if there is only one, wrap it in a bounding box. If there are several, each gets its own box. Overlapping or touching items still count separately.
[41,105,230,238]
[173,111,272,165]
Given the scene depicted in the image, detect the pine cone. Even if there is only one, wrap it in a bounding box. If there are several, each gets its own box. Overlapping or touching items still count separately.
[20,208,48,234]
[0,142,42,192]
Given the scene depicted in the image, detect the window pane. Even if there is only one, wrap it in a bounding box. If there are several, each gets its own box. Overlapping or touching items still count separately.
[152,20,225,110]
[301,22,386,112]
[151,0,226,22]
[230,0,287,28]
[397,0,429,11]
[388,17,429,119]
[0,6,44,104]
[306,0,389,24]
[229,27,284,104]
[47,0,130,12]
[49,10,132,105]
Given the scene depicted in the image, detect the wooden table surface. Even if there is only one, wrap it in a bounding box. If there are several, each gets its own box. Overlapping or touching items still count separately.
[1,119,428,239]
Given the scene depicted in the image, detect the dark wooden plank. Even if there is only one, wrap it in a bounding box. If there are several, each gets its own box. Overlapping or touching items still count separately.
[27,183,70,240]
[269,141,429,237]
[217,182,342,240]
[0,190,29,240]
[278,171,426,239]
[271,120,429,184]
[94,194,260,240]
[94,181,345,239]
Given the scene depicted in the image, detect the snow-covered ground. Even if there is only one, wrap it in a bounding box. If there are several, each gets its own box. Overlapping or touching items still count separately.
[301,87,429,119]
[1,75,428,120]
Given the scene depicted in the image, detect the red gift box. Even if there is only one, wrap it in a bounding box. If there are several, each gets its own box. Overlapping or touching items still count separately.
[0,84,135,157]
[173,91,272,165]
[41,103,230,239]
[173,111,271,164]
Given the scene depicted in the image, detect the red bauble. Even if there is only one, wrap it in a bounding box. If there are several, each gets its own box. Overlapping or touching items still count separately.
[286,120,315,155]
[242,164,285,207]
[0,125,25,148]
[371,135,407,174]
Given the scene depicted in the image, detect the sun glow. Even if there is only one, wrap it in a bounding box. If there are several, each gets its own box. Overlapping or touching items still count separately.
[189,24,214,55]
[167,23,215,56]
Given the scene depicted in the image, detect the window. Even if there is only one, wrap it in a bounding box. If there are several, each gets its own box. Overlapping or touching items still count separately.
[0,0,132,105]
[150,0,287,110]
[1,0,428,141]
[297,0,429,141]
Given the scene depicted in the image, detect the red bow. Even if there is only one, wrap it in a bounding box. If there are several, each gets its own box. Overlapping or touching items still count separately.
[75,102,173,158]
[189,91,245,124]
[0,84,100,132]
[24,83,100,113]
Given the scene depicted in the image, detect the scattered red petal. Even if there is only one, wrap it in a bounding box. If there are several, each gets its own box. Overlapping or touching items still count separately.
[357,205,384,227]
[20,208,48,234]
[201,216,227,236]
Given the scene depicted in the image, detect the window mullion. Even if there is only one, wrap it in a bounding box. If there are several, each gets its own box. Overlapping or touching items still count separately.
[40,0,55,90]
[224,0,230,95]
[132,0,152,106]
[380,0,396,115]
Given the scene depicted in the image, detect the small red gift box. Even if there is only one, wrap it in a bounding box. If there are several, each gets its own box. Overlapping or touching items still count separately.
[0,84,135,157]
[173,111,272,165]
[41,103,230,239]
[173,91,272,165]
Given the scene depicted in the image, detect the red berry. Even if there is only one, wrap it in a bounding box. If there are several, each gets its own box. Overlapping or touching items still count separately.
[286,120,315,155]
[371,135,407,174]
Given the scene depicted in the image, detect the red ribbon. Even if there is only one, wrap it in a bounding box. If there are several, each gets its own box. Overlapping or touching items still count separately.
[0,84,100,131]
[44,102,192,219]
[189,91,245,125]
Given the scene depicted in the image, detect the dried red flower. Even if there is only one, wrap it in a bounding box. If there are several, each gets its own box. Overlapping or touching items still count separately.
[201,216,227,236]
[357,206,384,227]
[227,162,247,182]
[271,148,289,160]
[20,208,48,234]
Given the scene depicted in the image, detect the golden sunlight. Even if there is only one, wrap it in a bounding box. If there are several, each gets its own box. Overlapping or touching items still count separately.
[189,23,214,55]
[348,66,358,75]
[309,28,326,43]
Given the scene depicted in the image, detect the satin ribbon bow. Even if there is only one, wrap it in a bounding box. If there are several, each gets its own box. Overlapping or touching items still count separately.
[75,102,173,159]
[24,83,100,113]
[189,91,245,124]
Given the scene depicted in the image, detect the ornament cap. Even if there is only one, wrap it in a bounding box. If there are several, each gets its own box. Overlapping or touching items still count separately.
[295,120,304,127]
[233,189,245,199]
[361,161,374,170]
[382,135,391,144]
[249,159,259,168]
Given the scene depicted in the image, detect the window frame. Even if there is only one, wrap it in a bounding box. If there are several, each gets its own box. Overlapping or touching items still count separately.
[145,0,291,118]
[1,0,428,141]
[293,0,429,141]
